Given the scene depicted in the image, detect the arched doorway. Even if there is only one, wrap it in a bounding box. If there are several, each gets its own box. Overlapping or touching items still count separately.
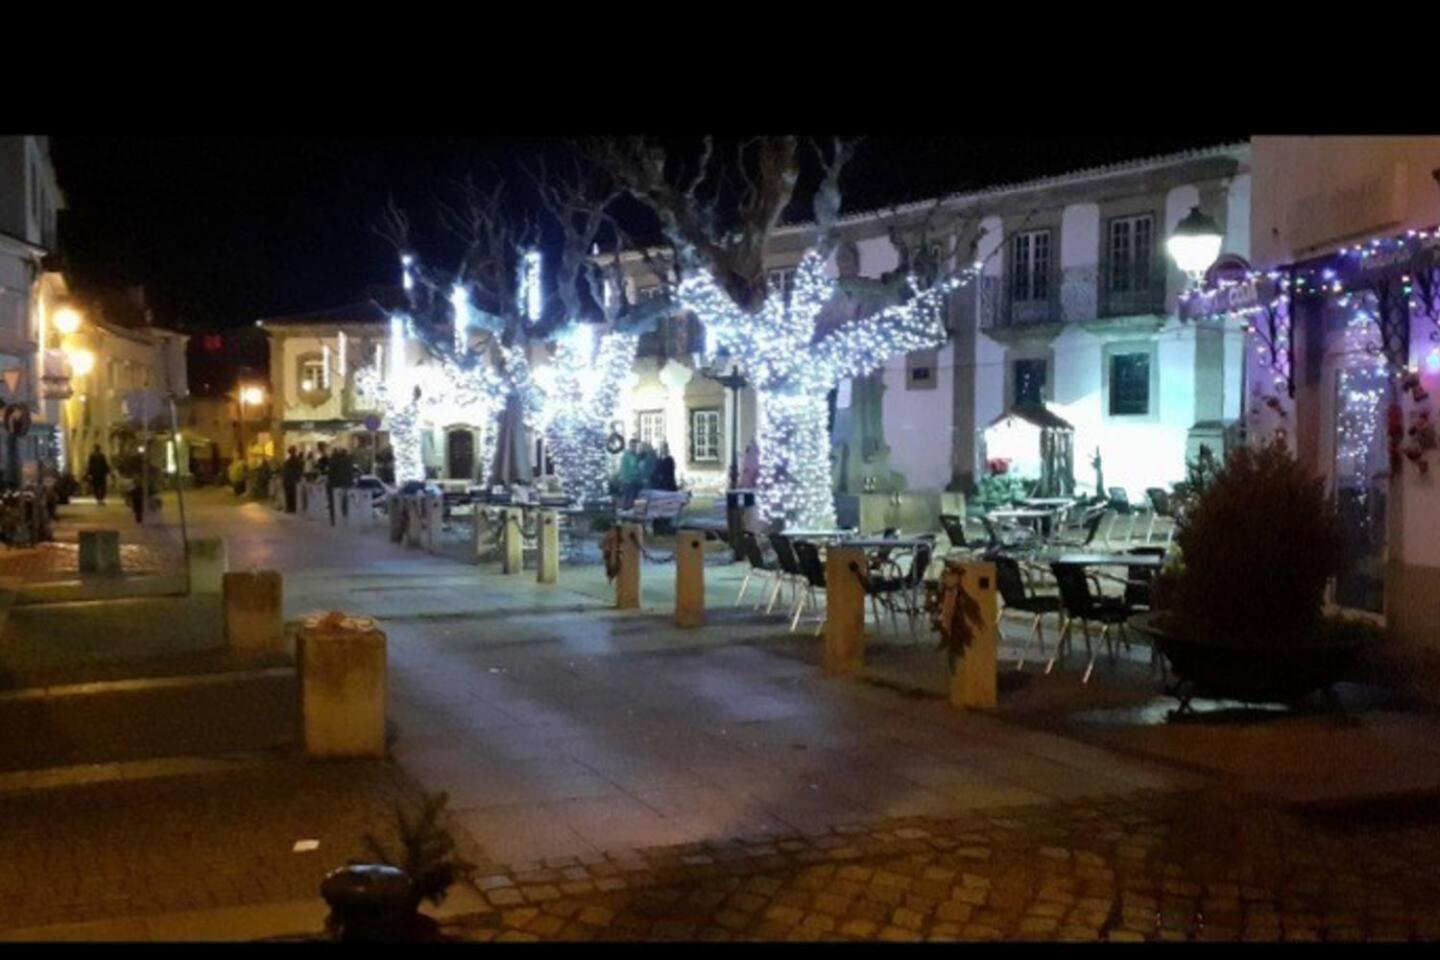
[446,428,475,482]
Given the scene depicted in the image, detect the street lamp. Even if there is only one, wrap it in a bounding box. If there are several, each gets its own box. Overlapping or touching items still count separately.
[66,348,96,378]
[1167,205,1225,284]
[236,384,265,466]
[52,306,82,336]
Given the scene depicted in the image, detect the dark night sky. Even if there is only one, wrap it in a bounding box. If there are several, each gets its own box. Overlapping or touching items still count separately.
[50,135,1241,334]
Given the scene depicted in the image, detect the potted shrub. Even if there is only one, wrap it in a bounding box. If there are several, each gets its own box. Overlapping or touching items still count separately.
[1139,440,1380,706]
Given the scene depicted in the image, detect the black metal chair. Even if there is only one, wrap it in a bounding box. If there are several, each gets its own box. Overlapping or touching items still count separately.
[789,539,829,636]
[862,541,934,639]
[980,515,1037,555]
[766,534,805,617]
[939,514,979,559]
[868,527,901,573]
[1048,561,1135,683]
[735,531,778,609]
[994,556,1063,670]
[1050,508,1106,551]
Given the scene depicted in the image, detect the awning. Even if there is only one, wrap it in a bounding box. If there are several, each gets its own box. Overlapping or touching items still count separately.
[986,405,1074,432]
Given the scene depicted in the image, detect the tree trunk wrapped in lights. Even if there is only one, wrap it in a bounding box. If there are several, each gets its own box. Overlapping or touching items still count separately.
[677,248,969,528]
[532,325,637,506]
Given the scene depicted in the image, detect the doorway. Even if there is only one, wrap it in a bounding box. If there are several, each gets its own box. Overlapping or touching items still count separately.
[446,429,475,482]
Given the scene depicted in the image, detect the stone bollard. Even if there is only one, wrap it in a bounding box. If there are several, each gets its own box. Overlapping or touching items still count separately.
[675,530,705,627]
[188,537,228,595]
[388,497,406,543]
[472,507,499,562]
[403,496,423,548]
[537,509,559,584]
[949,561,999,710]
[78,528,121,575]
[331,488,347,528]
[299,611,387,758]
[422,492,444,553]
[616,522,642,609]
[224,570,284,652]
[347,489,374,531]
[298,482,309,517]
[270,476,284,510]
[501,507,524,574]
[305,481,327,522]
[823,547,867,675]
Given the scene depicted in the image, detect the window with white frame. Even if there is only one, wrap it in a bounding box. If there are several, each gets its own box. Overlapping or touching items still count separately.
[1010,230,1051,302]
[767,267,796,303]
[636,409,666,448]
[689,408,721,463]
[1108,214,1155,293]
[1108,351,1151,416]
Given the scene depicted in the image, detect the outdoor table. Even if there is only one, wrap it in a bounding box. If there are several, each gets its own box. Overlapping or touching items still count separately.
[1020,498,1076,508]
[1053,552,1165,568]
[989,507,1057,539]
[841,536,931,550]
[780,529,856,542]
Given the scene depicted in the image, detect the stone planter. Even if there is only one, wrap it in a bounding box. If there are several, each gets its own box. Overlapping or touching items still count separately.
[1133,612,1371,705]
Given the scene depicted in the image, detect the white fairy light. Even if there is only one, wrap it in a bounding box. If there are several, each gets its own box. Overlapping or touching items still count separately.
[676,247,972,528]
[520,250,543,322]
[450,283,472,355]
[321,343,331,389]
[337,331,347,378]
[531,325,637,505]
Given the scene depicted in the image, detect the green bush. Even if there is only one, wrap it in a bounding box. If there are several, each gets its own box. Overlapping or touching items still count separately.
[975,473,1035,510]
[1159,441,1342,647]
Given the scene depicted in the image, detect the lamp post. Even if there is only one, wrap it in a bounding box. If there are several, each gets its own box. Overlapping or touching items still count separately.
[236,384,265,468]
[1167,205,1225,287]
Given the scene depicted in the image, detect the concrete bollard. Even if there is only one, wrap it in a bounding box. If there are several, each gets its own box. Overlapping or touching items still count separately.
[346,489,373,530]
[675,530,705,627]
[403,496,423,548]
[423,492,444,554]
[616,522,642,609]
[501,507,524,574]
[823,547,867,675]
[298,482,308,516]
[78,528,121,575]
[270,477,284,510]
[298,612,386,758]
[188,537,228,595]
[224,570,284,652]
[537,509,559,584]
[305,481,328,522]
[473,507,498,561]
[949,561,999,710]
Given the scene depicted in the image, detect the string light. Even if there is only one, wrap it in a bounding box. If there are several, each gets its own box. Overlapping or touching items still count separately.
[677,247,973,528]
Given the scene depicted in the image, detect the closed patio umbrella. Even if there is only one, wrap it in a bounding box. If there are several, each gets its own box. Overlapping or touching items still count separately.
[488,390,532,487]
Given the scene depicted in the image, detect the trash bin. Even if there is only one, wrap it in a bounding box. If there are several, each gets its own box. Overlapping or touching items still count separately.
[725,489,758,561]
[321,864,415,942]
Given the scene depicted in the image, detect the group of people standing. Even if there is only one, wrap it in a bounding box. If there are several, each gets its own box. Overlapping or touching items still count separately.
[280,441,355,525]
[615,439,676,508]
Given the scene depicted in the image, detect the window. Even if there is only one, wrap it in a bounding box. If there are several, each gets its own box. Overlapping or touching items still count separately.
[1010,231,1051,302]
[906,349,938,390]
[1013,358,1046,407]
[636,409,666,448]
[767,267,796,303]
[297,354,330,405]
[1108,214,1155,293]
[689,408,721,463]
[1109,352,1151,416]
[637,285,665,302]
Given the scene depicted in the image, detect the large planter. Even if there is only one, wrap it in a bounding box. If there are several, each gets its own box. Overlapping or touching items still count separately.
[1133,613,1370,704]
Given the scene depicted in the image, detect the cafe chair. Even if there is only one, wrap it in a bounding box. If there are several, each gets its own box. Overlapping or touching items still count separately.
[980,515,1037,555]
[1048,562,1135,684]
[994,556,1063,671]
[765,534,807,618]
[1146,487,1177,545]
[859,540,935,639]
[940,513,981,559]
[789,539,830,636]
[735,531,779,610]
[1050,508,1106,550]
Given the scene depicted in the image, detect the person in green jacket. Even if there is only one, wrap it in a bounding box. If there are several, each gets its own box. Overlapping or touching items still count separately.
[617,438,642,509]
[636,442,658,495]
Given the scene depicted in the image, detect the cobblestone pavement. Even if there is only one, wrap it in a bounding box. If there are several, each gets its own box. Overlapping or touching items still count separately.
[0,758,484,932]
[0,541,181,578]
[438,788,1440,943]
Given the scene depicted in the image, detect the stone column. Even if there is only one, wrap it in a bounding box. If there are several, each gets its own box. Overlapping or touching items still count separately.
[346,489,373,530]
[537,509,559,584]
[188,537,227,595]
[674,530,705,627]
[424,492,444,554]
[298,612,386,758]
[78,528,121,575]
[616,522,642,609]
[501,507,524,574]
[224,570,284,652]
[949,561,999,710]
[823,546,866,674]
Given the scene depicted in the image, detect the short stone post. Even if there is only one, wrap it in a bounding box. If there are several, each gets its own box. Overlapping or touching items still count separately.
[501,507,524,574]
[298,612,386,758]
[675,530,705,627]
[823,547,867,675]
[950,561,999,710]
[616,522,642,609]
[224,570,284,652]
[423,491,444,554]
[331,488,347,528]
[344,489,369,530]
[403,496,423,548]
[270,476,284,510]
[298,482,309,517]
[388,497,405,543]
[78,528,121,575]
[188,537,227,595]
[537,509,559,584]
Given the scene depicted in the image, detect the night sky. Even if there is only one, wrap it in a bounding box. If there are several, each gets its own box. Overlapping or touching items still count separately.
[50,135,1240,336]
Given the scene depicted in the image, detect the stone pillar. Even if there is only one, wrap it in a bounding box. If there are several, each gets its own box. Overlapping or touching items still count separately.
[537,509,559,584]
[224,570,284,652]
[616,522,642,609]
[299,612,386,759]
[331,488,347,528]
[501,507,524,574]
[403,496,423,548]
[188,537,227,595]
[949,561,999,710]
[423,492,444,553]
[675,530,705,627]
[823,547,866,675]
[346,489,372,530]
[472,506,498,561]
[78,528,121,575]
[388,497,405,543]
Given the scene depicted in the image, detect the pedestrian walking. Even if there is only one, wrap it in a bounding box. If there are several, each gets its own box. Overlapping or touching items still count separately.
[86,445,111,505]
[326,441,355,526]
[282,446,303,514]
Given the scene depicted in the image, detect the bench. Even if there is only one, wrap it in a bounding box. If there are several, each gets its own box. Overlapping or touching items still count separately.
[618,489,691,533]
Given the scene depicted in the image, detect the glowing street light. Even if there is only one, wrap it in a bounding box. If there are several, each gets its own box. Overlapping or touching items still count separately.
[240,385,266,407]
[66,348,96,377]
[1167,206,1224,284]
[52,306,83,336]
